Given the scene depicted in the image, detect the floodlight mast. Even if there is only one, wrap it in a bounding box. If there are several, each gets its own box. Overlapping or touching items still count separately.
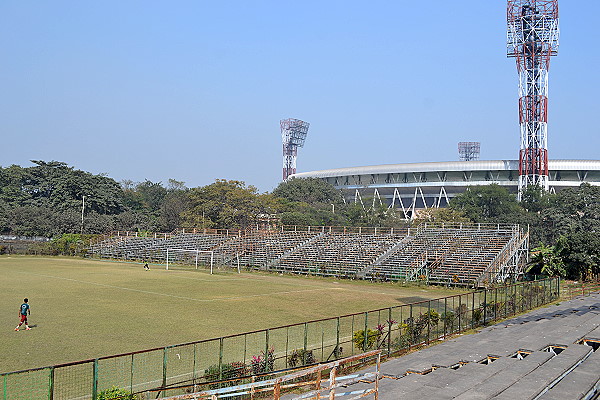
[281,118,310,180]
[458,142,481,161]
[507,0,559,198]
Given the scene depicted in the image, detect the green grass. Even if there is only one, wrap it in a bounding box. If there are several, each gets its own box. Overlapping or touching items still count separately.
[0,256,465,373]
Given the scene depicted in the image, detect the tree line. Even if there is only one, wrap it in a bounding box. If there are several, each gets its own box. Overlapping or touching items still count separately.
[0,161,405,238]
[1,161,598,280]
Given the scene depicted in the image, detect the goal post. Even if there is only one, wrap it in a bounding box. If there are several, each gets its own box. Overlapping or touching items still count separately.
[166,248,214,273]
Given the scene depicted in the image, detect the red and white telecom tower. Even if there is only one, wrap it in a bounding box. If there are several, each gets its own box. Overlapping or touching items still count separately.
[281,118,310,181]
[507,0,559,196]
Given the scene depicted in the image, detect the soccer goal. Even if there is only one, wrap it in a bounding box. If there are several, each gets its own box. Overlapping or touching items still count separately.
[166,248,214,273]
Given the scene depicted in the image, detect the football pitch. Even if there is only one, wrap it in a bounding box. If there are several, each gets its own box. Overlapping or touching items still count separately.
[0,256,465,373]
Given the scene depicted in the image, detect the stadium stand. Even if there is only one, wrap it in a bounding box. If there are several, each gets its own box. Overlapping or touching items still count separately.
[88,224,528,287]
[337,292,600,400]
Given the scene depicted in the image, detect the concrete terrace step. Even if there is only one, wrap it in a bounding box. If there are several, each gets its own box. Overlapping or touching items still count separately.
[334,291,600,400]
[538,349,600,400]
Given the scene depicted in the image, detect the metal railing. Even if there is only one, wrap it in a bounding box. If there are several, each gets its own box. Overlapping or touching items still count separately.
[155,350,382,400]
[0,278,559,400]
[563,280,600,299]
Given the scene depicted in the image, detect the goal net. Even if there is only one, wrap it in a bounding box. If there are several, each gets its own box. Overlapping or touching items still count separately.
[166,249,214,272]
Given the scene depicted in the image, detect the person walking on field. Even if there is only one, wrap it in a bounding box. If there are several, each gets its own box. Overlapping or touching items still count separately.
[15,298,31,331]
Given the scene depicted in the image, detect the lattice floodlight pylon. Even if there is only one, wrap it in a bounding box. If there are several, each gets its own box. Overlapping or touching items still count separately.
[507,0,559,196]
[281,118,310,180]
[458,142,481,161]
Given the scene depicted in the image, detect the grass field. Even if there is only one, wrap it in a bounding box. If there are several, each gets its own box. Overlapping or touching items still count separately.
[0,256,466,374]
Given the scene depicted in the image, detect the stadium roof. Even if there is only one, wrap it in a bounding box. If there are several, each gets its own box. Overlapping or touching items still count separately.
[291,160,600,179]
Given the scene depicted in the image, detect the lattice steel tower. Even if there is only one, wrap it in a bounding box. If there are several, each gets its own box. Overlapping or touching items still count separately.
[458,142,481,161]
[507,0,559,196]
[281,118,310,180]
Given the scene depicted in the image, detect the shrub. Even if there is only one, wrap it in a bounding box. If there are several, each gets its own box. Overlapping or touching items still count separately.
[204,361,248,389]
[97,386,134,400]
[392,311,440,350]
[251,348,275,375]
[472,308,483,325]
[441,311,456,331]
[352,329,381,351]
[287,349,317,368]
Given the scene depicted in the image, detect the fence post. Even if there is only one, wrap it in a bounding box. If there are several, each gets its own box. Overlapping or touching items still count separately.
[443,298,447,338]
[216,338,223,381]
[513,283,517,315]
[92,359,98,400]
[542,279,546,306]
[557,277,561,299]
[49,367,54,400]
[130,354,134,394]
[387,308,392,356]
[162,347,168,393]
[321,324,325,363]
[409,305,414,347]
[426,301,431,344]
[494,287,498,322]
[363,312,369,352]
[483,289,487,325]
[457,296,461,332]
[521,282,525,312]
[336,317,340,359]
[265,330,270,372]
[471,292,476,329]
[192,343,197,383]
[303,324,308,356]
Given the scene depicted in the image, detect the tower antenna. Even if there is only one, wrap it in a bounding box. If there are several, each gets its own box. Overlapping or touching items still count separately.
[507,0,559,197]
[281,118,310,180]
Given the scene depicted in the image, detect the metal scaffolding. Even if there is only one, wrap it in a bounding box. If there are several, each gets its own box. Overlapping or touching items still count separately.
[507,0,559,196]
[280,118,310,181]
[458,142,481,161]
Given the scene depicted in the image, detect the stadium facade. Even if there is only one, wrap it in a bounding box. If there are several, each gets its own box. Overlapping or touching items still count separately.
[290,159,600,217]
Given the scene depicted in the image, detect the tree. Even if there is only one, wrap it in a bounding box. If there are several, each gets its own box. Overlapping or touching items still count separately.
[520,185,554,213]
[272,178,345,206]
[159,183,191,231]
[527,243,566,277]
[413,208,471,225]
[181,180,268,229]
[448,184,523,223]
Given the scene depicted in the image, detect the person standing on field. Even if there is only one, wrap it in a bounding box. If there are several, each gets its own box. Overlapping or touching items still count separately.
[15,298,31,331]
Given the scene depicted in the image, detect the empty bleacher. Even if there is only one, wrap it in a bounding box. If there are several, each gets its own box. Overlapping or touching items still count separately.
[272,232,405,278]
[340,292,600,400]
[88,224,528,287]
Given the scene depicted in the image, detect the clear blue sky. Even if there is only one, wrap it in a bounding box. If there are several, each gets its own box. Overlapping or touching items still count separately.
[1,1,598,192]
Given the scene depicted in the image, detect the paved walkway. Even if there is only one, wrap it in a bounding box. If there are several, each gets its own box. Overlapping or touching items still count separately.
[319,293,600,399]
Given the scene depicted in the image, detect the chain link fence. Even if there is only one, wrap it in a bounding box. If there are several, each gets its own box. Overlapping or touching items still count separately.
[1,278,559,400]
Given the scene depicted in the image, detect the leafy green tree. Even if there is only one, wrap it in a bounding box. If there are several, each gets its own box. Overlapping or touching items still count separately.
[413,208,471,225]
[449,184,523,223]
[6,206,56,237]
[520,185,554,213]
[557,233,600,280]
[272,178,344,206]
[160,190,190,231]
[182,180,268,229]
[527,243,566,277]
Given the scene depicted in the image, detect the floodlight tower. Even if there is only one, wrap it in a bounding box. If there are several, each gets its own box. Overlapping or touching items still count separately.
[281,118,310,180]
[458,142,481,161]
[507,0,559,197]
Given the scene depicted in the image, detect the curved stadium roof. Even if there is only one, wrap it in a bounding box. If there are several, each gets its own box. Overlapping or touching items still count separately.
[290,160,600,214]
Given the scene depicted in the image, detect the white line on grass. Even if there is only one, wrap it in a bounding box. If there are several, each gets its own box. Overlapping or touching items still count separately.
[15,270,339,303]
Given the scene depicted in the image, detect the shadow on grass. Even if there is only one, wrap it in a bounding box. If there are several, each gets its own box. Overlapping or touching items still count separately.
[396,296,435,304]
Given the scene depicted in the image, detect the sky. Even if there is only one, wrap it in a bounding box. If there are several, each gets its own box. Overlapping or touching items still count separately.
[1,1,598,193]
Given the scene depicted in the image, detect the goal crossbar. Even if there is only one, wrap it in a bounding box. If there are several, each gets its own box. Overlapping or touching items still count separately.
[166,248,214,273]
